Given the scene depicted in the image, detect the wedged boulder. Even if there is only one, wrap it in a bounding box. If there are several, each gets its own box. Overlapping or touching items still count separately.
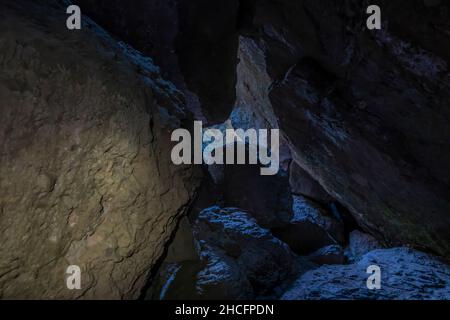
[0,0,201,299]
[282,247,450,300]
[192,207,308,299]
[308,245,346,265]
[273,196,345,255]
[345,230,382,263]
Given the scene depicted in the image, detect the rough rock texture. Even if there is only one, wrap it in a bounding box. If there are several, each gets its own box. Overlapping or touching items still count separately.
[282,247,450,300]
[0,0,201,299]
[345,230,382,263]
[289,162,333,204]
[273,196,345,255]
[240,0,450,256]
[192,207,307,299]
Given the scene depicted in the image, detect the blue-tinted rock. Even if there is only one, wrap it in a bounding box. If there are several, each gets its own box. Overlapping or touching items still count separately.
[282,247,450,300]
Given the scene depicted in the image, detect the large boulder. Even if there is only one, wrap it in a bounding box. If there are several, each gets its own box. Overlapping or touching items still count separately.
[239,0,450,257]
[282,247,450,300]
[221,164,293,228]
[147,206,311,300]
[0,0,201,299]
[273,196,345,255]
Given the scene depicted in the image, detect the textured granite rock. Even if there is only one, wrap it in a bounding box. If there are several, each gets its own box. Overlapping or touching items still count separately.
[282,247,450,300]
[0,0,201,299]
[238,0,450,256]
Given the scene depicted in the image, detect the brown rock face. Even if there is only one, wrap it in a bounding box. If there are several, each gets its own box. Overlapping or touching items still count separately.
[239,0,450,256]
[0,1,200,299]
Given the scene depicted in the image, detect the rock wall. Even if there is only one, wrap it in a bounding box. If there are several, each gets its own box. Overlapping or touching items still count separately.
[240,0,450,257]
[282,247,450,300]
[0,0,201,299]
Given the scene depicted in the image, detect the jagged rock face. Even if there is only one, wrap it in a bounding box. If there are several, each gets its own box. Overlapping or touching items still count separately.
[282,247,450,300]
[75,0,239,124]
[240,0,450,256]
[0,0,201,299]
[147,206,313,300]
